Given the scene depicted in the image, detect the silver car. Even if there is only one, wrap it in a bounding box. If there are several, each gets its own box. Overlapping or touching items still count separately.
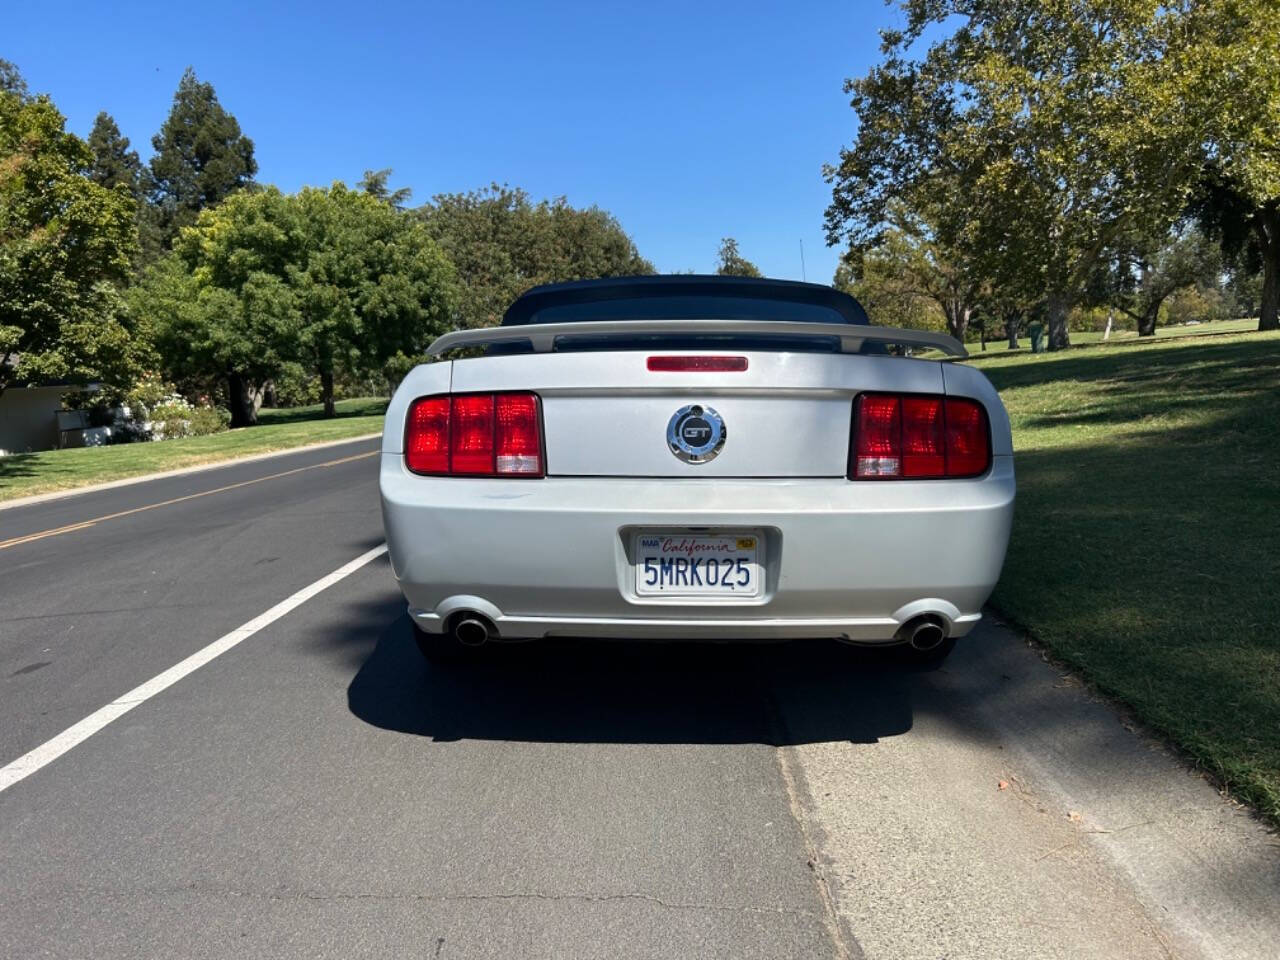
[380,276,1014,664]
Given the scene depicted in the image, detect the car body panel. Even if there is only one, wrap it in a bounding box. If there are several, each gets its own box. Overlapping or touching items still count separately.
[380,451,1014,642]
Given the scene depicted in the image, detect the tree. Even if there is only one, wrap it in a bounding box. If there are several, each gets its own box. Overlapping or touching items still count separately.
[87,112,144,198]
[0,59,28,100]
[1177,0,1280,330]
[290,184,457,416]
[834,243,944,332]
[0,91,140,398]
[418,184,653,329]
[825,1,1202,350]
[840,202,983,339]
[358,168,412,210]
[133,189,302,425]
[715,237,761,277]
[147,67,256,250]
[136,184,457,424]
[1190,170,1280,331]
[1105,227,1221,336]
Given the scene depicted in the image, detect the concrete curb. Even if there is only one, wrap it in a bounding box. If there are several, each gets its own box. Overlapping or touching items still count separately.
[0,432,382,512]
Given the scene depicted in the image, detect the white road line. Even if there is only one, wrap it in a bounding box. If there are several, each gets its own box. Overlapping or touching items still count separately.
[0,543,388,795]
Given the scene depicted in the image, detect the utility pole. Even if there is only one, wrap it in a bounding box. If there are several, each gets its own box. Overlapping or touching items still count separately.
[799,239,807,282]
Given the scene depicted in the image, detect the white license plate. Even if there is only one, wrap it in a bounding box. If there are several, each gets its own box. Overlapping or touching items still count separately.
[633,533,763,597]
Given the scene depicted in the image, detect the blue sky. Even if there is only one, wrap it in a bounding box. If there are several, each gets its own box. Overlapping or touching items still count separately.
[7,1,899,281]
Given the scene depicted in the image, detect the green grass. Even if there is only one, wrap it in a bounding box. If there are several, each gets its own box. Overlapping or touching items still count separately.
[968,316,1259,354]
[971,331,1280,823]
[0,396,387,503]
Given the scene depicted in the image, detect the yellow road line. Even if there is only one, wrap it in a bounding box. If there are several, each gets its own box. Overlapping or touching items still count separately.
[0,449,378,552]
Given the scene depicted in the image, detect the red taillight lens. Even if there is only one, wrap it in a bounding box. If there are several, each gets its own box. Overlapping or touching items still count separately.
[495,393,543,475]
[853,394,901,477]
[851,393,989,479]
[943,398,990,477]
[647,356,749,372]
[902,396,945,477]
[450,394,496,475]
[404,392,543,477]
[404,396,450,474]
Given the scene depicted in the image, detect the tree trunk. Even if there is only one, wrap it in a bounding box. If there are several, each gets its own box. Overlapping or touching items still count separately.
[943,301,970,342]
[1046,294,1072,351]
[320,368,336,418]
[262,379,277,408]
[227,373,259,427]
[1006,315,1019,349]
[1137,308,1158,337]
[1260,212,1279,331]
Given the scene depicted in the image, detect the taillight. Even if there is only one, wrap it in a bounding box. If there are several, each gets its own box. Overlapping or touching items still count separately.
[404,396,450,474]
[851,393,989,479]
[495,393,542,474]
[405,392,544,477]
[647,356,749,372]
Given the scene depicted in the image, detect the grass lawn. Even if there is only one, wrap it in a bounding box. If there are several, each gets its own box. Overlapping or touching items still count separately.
[971,331,1280,823]
[968,316,1260,354]
[0,396,387,503]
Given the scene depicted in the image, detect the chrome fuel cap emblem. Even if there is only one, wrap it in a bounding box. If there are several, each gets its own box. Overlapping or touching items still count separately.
[667,404,726,463]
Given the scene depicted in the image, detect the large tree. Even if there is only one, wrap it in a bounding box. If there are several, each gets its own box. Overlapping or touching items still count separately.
[825,0,1201,350]
[147,67,256,251]
[418,184,653,329]
[714,237,762,277]
[836,202,983,340]
[1179,0,1280,330]
[136,184,457,424]
[87,112,143,197]
[833,240,944,332]
[1104,227,1222,336]
[0,91,140,398]
[291,184,457,416]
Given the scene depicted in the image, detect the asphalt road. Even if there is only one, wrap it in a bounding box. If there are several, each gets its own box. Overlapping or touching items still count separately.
[1,437,1276,959]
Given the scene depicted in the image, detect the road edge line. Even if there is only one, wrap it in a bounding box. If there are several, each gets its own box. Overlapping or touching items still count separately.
[0,432,382,513]
[0,543,389,795]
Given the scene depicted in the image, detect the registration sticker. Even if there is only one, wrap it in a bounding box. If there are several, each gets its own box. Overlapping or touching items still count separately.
[633,533,763,598]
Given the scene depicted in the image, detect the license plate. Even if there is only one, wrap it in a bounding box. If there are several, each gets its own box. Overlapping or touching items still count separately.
[633,533,763,597]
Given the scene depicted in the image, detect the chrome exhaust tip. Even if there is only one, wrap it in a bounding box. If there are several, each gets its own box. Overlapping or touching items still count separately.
[896,615,948,651]
[452,616,493,647]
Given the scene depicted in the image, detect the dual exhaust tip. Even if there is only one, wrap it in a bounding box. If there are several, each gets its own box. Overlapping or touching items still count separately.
[450,611,948,650]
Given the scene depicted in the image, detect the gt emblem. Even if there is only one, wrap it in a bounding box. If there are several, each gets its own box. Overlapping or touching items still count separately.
[667,404,726,464]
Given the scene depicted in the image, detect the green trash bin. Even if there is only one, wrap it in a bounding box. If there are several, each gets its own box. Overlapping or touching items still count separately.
[1028,321,1045,353]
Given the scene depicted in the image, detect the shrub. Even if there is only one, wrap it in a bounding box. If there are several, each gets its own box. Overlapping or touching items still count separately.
[149,395,230,439]
[187,405,232,436]
[125,372,173,415]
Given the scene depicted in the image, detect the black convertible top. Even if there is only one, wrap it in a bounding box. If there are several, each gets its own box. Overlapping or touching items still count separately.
[501,275,871,327]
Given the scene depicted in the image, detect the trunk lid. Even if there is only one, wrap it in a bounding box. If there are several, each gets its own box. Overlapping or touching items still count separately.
[448,351,945,478]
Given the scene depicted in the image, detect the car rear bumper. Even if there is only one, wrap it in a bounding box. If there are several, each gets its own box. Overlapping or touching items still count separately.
[379,453,1014,643]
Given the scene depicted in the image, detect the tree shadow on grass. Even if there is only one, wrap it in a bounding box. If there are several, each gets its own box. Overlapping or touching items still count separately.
[989,340,1280,819]
[982,337,1277,395]
[0,453,40,489]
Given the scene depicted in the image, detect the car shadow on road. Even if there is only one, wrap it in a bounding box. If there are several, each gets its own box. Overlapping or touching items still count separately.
[318,594,918,746]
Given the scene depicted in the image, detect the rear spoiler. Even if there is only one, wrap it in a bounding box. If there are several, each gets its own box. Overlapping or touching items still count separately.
[426,319,967,358]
